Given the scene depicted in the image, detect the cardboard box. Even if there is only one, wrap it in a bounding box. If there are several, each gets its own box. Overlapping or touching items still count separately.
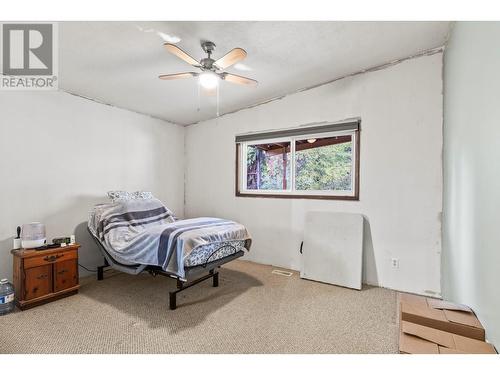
[399,293,485,341]
[399,321,497,354]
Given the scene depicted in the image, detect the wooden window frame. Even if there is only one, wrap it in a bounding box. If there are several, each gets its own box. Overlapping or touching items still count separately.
[235,128,360,200]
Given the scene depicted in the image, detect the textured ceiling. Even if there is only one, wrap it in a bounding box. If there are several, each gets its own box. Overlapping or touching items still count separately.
[59,21,450,125]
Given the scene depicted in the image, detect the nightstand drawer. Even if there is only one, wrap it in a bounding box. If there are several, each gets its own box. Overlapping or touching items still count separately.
[24,249,78,269]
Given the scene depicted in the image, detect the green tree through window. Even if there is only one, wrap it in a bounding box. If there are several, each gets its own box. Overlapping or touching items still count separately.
[295,140,352,191]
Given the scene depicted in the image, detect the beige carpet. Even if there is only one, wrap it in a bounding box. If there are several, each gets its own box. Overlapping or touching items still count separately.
[0,260,398,353]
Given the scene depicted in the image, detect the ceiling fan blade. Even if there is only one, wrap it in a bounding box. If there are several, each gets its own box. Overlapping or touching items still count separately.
[221,72,258,86]
[158,72,198,80]
[214,48,247,70]
[164,43,200,67]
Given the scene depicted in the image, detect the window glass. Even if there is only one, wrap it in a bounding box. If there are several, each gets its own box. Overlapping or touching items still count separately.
[246,142,291,190]
[295,135,353,191]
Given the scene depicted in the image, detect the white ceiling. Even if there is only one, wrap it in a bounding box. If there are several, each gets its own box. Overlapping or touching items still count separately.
[59,22,450,125]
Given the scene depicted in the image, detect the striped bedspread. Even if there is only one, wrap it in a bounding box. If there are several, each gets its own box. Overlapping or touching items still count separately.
[89,199,251,278]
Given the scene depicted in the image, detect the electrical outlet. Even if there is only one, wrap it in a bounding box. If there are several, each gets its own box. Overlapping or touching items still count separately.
[391,258,399,269]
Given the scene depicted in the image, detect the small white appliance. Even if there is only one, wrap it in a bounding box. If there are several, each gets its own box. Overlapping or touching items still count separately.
[21,222,46,248]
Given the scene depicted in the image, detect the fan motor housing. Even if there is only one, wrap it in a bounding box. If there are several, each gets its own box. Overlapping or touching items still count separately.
[200,57,216,70]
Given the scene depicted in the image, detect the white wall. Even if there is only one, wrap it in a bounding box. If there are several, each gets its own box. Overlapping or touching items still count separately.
[185,53,443,296]
[442,22,500,347]
[0,91,185,280]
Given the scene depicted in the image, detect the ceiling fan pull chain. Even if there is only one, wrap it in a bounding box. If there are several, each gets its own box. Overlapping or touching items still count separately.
[197,82,201,112]
[216,84,220,117]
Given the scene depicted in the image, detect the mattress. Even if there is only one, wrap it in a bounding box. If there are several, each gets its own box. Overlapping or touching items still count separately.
[95,235,246,268]
[185,240,246,267]
[88,204,247,268]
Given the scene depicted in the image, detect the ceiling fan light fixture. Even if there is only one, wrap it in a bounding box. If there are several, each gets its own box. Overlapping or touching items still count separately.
[307,138,317,144]
[199,72,219,89]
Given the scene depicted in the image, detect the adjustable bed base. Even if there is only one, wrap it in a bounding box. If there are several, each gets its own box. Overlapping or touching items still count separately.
[89,228,245,309]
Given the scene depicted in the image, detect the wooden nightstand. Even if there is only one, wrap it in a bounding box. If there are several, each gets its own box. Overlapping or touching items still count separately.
[11,244,80,310]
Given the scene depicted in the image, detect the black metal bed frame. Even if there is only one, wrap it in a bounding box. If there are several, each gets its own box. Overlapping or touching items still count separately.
[88,228,244,309]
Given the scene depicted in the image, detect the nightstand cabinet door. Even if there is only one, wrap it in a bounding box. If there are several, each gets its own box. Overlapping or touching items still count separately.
[24,264,53,300]
[54,259,78,292]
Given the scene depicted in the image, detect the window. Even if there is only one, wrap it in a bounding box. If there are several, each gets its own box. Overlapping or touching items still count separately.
[236,121,360,200]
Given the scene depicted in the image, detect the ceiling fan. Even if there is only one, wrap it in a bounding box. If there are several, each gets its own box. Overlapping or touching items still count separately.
[158,41,258,89]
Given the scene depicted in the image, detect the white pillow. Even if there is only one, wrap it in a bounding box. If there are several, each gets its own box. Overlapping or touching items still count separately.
[107,190,132,202]
[131,191,154,200]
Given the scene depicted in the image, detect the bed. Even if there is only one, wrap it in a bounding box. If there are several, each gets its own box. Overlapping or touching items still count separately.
[87,197,251,309]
